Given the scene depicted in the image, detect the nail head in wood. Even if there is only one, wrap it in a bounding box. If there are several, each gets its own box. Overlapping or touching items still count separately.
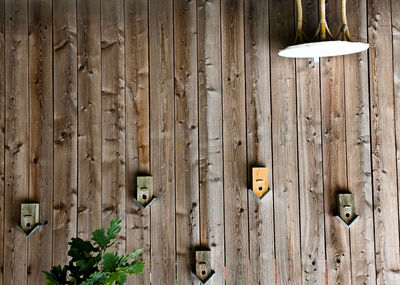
[335,193,359,227]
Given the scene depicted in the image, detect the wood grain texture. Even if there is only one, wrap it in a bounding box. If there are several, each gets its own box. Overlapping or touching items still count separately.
[1,2,399,284]
[295,1,325,284]
[321,1,351,284]
[368,0,400,283]
[269,0,302,283]
[149,0,175,284]
[53,0,77,266]
[296,58,325,285]
[244,0,274,283]
[0,0,4,283]
[28,0,53,283]
[77,0,101,241]
[101,0,126,255]
[124,0,151,284]
[174,0,200,284]
[393,0,400,282]
[4,0,29,283]
[345,1,376,284]
[221,0,249,283]
[321,54,351,285]
[197,0,225,284]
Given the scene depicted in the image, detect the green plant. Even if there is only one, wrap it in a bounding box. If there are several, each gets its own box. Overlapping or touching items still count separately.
[43,217,145,285]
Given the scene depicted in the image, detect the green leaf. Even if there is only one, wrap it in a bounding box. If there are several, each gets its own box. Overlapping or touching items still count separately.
[68,237,97,261]
[119,248,144,265]
[116,273,127,285]
[92,228,108,249]
[81,271,108,285]
[120,260,145,275]
[105,271,121,285]
[102,252,120,272]
[43,265,68,285]
[106,217,121,240]
[92,218,121,250]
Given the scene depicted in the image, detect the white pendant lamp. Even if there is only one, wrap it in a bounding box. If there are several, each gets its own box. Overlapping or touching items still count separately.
[278,0,369,61]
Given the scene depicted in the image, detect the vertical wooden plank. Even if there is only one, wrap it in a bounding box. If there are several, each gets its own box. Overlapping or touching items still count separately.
[4,0,28,283]
[296,1,325,283]
[393,0,400,282]
[297,61,325,285]
[321,54,351,284]
[28,0,53,283]
[174,0,199,283]
[221,0,248,283]
[345,0,376,284]
[53,0,77,266]
[149,0,175,284]
[197,0,225,284]
[125,0,151,284]
[269,0,302,283]
[0,0,4,282]
[244,0,274,284]
[101,0,125,254]
[77,0,101,239]
[368,0,400,283]
[321,1,350,284]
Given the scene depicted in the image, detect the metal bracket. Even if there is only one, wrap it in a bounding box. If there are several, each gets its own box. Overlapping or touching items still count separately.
[248,167,270,200]
[16,203,41,237]
[335,193,359,227]
[192,250,215,284]
[133,176,156,210]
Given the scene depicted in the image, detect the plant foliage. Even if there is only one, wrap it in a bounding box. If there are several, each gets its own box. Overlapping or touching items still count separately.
[43,217,145,285]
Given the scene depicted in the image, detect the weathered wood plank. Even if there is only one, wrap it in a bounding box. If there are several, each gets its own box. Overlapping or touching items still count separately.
[149,0,175,284]
[4,0,29,283]
[368,0,400,283]
[53,0,77,266]
[0,0,5,283]
[296,34,326,285]
[174,0,200,284]
[77,0,101,240]
[294,1,325,284]
[321,57,351,283]
[321,1,351,284]
[101,0,126,255]
[297,58,325,285]
[269,0,302,283]
[197,0,225,284]
[345,0,376,284]
[244,0,274,284]
[221,0,248,283]
[393,0,400,282]
[321,57,351,284]
[124,0,151,284]
[28,0,53,282]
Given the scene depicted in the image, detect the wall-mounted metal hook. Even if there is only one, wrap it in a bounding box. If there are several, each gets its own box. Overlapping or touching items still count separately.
[248,167,270,200]
[133,176,156,210]
[16,203,41,237]
[192,250,215,284]
[335,193,359,227]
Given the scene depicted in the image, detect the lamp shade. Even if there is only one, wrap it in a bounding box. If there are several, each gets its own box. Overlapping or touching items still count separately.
[279,40,369,59]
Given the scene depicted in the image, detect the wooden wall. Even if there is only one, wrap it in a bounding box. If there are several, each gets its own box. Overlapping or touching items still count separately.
[0,0,400,284]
